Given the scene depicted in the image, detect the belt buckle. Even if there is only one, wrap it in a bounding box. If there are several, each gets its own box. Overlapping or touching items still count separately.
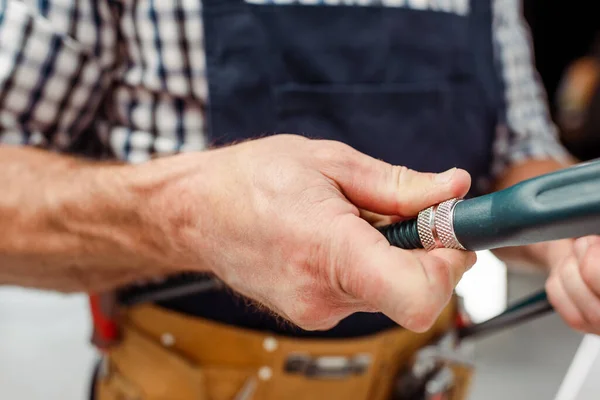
[284,353,372,380]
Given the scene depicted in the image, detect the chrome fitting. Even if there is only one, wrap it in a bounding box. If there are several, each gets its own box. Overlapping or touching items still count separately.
[416,198,466,251]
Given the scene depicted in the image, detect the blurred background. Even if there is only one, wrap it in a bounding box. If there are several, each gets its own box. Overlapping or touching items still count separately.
[1,1,600,399]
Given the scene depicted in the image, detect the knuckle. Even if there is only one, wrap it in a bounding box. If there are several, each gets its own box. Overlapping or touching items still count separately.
[287,304,312,328]
[313,140,352,163]
[545,276,564,309]
[426,256,455,297]
[402,297,439,333]
[306,319,340,331]
[580,259,597,289]
[390,165,430,190]
[342,255,384,301]
[390,166,411,197]
[544,279,557,302]
[293,318,319,331]
[586,309,600,329]
[466,251,478,270]
[390,165,411,185]
[565,313,587,332]
[294,317,338,331]
[287,301,341,331]
[390,165,432,214]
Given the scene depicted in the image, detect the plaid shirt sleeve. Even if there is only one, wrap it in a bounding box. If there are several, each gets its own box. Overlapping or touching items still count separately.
[490,0,571,180]
[0,0,117,152]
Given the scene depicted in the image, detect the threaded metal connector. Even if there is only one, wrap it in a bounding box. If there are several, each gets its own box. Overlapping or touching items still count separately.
[417,198,465,251]
[435,198,465,250]
[379,198,466,251]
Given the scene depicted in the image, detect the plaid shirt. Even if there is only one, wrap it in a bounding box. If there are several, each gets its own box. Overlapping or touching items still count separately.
[0,0,569,183]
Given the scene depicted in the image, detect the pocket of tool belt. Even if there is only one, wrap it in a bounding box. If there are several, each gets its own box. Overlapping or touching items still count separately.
[96,326,254,400]
[97,324,387,400]
[96,300,475,400]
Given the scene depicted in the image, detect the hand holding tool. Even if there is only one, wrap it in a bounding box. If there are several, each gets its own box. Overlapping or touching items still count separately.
[378,159,600,340]
[112,159,600,339]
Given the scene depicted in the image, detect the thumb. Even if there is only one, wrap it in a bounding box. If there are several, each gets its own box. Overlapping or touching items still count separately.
[335,215,477,332]
[320,145,471,217]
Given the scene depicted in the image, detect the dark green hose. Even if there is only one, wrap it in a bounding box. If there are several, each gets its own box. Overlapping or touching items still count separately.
[377,219,423,249]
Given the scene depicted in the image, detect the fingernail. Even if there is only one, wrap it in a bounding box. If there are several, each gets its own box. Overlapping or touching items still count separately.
[435,168,456,184]
[574,237,591,260]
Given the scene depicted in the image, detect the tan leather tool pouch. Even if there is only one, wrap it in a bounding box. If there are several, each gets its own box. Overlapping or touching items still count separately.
[95,300,474,400]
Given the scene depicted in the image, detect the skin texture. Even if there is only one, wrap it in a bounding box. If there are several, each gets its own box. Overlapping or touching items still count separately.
[0,147,180,291]
[0,134,476,332]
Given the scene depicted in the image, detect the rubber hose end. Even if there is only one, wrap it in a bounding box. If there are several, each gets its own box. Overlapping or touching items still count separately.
[378,219,423,249]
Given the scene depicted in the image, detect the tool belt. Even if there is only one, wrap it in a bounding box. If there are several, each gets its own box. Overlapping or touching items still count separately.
[92,296,474,400]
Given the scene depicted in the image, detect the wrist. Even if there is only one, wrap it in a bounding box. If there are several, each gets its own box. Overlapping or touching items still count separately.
[130,151,218,274]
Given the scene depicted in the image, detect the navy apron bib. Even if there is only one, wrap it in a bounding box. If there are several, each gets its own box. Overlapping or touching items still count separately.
[202,0,500,179]
[157,0,502,338]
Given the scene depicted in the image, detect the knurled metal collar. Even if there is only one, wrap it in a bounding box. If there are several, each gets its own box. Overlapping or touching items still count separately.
[417,198,465,251]
[417,206,437,251]
[435,198,466,250]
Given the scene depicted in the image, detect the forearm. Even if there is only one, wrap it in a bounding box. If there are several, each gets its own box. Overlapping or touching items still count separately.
[490,158,574,270]
[0,146,206,292]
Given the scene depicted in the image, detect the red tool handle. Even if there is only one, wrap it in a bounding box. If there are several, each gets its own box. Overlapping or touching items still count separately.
[89,293,119,350]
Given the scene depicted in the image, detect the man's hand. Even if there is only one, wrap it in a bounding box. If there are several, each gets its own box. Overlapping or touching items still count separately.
[0,135,475,332]
[544,236,600,334]
[490,158,600,335]
[151,134,476,332]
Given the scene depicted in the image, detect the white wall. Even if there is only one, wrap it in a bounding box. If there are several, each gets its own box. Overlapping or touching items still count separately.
[0,287,99,400]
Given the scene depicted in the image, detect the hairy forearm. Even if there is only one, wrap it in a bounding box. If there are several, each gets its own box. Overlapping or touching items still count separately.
[490,158,573,270]
[0,147,205,292]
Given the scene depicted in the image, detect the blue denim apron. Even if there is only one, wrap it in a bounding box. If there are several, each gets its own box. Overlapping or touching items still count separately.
[158,0,503,338]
